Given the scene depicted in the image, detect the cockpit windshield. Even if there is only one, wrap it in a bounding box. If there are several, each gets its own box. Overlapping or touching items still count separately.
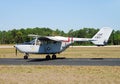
[23,39,35,45]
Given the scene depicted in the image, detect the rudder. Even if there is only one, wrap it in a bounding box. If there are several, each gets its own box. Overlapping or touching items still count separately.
[92,27,113,46]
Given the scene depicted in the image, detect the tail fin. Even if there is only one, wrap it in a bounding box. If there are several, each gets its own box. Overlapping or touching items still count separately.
[92,27,113,46]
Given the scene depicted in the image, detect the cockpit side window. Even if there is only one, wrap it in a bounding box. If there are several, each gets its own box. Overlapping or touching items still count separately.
[36,39,41,45]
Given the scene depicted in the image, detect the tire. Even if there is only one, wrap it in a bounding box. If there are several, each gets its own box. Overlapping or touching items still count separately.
[24,56,28,59]
[52,54,56,59]
[46,55,51,60]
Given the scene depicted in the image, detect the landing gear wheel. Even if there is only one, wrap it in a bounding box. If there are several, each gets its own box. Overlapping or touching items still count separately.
[24,55,28,59]
[52,54,56,59]
[46,55,51,60]
[24,53,29,59]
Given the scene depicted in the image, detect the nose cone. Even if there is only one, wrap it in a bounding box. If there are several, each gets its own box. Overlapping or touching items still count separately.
[14,44,28,53]
[14,45,22,52]
[14,45,16,48]
[14,45,18,49]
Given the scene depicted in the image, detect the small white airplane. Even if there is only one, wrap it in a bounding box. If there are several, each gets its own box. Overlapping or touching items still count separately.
[14,27,113,59]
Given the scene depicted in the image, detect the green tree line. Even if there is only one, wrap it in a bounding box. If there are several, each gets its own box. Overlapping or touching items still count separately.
[0,27,120,45]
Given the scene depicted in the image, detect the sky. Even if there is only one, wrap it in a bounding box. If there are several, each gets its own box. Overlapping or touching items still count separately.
[0,0,120,32]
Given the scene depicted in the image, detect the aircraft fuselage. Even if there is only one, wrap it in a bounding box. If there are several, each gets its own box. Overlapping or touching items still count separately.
[15,41,72,54]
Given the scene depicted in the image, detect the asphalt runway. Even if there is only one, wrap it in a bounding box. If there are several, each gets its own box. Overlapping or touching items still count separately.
[0,58,120,66]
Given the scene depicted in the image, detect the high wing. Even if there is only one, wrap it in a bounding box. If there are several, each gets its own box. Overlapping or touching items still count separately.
[38,36,94,42]
[28,35,69,42]
[47,36,73,42]
[38,36,71,42]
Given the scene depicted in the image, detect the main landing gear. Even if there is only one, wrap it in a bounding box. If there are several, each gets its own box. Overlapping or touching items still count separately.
[46,54,57,60]
[24,53,29,59]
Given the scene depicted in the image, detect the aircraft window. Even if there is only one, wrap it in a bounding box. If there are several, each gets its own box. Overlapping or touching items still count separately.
[36,40,41,45]
[53,41,57,44]
[29,40,35,45]
[41,40,47,44]
[25,40,59,45]
[46,40,56,44]
[23,40,35,45]
[39,40,57,45]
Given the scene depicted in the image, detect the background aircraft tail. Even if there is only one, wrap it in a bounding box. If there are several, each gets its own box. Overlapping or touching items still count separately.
[92,27,113,46]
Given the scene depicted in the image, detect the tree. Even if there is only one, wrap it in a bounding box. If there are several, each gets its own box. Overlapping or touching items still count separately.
[68,29,74,37]
[15,31,23,43]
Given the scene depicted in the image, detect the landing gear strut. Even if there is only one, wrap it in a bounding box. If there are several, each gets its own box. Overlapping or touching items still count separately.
[24,53,29,59]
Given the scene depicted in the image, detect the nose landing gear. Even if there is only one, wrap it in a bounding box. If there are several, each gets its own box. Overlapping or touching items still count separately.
[24,53,29,59]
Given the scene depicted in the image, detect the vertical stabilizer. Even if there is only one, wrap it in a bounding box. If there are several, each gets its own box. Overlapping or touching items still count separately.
[92,27,113,46]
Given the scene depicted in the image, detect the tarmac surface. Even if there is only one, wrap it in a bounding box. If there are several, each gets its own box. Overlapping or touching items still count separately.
[0,58,120,66]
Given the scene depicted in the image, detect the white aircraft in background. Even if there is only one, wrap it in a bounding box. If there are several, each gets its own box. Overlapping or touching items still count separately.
[14,27,113,59]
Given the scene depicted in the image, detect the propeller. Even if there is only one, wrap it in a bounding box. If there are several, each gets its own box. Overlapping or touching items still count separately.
[14,45,18,56]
